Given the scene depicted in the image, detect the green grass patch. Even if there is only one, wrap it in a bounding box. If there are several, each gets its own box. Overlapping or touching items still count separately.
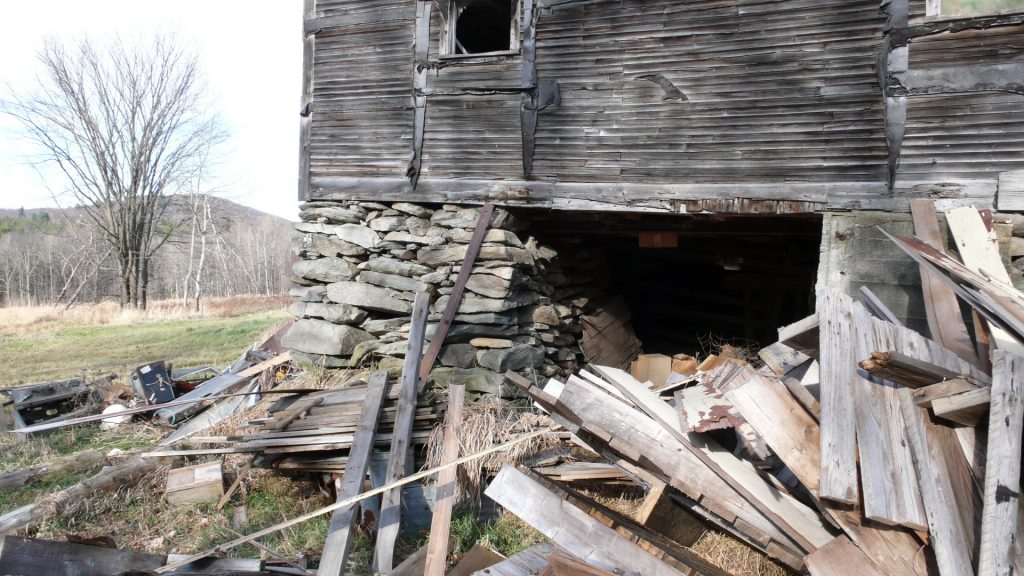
[0,309,289,386]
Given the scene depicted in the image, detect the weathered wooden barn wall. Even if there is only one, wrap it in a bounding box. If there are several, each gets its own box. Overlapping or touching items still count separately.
[301,0,1024,213]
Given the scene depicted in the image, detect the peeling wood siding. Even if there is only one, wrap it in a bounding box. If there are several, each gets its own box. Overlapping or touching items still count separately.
[896,19,1024,184]
[302,0,1024,213]
[308,1,414,180]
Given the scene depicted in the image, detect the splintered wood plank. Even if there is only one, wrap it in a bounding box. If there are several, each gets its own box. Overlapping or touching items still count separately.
[980,351,1024,576]
[592,365,832,552]
[373,292,431,573]
[850,303,927,530]
[726,372,820,494]
[946,206,1024,357]
[910,199,979,365]
[484,465,716,576]
[896,387,975,576]
[447,544,504,576]
[424,384,465,576]
[722,369,923,576]
[317,371,388,576]
[817,290,859,505]
[804,537,885,576]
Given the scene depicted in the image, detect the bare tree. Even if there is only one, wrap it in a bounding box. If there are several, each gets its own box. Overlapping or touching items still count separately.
[2,33,225,308]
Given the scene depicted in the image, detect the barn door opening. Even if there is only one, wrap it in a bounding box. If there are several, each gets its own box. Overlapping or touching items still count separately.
[527,211,822,360]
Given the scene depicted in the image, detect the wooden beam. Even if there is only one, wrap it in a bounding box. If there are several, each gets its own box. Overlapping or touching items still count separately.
[317,371,388,576]
[407,0,431,187]
[980,350,1024,576]
[911,378,985,408]
[424,384,465,576]
[859,351,967,389]
[910,199,978,366]
[931,387,991,426]
[817,291,858,505]
[298,0,314,201]
[374,292,431,573]
[520,0,538,177]
[418,203,495,381]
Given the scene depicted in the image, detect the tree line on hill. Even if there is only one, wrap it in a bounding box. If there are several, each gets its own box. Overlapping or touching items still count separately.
[0,196,293,309]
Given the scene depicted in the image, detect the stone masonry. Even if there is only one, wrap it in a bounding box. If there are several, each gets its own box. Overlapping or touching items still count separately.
[282,201,585,400]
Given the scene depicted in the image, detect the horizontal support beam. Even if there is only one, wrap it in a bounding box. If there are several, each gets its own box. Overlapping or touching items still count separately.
[307,176,997,213]
[891,12,1024,46]
[887,63,1024,96]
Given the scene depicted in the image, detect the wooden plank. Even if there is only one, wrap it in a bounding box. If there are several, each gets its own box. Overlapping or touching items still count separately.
[374,291,431,573]
[317,370,388,576]
[390,542,428,576]
[911,377,983,407]
[817,290,858,505]
[484,465,713,576]
[850,303,927,529]
[896,386,975,576]
[447,544,505,576]
[424,384,465,576]
[0,536,165,575]
[542,552,617,576]
[474,543,559,576]
[592,365,832,553]
[804,537,885,576]
[419,203,495,381]
[946,206,1024,357]
[726,372,820,494]
[980,350,1024,576]
[778,314,819,356]
[930,387,991,426]
[758,342,811,375]
[859,351,969,389]
[858,286,903,327]
[910,199,978,365]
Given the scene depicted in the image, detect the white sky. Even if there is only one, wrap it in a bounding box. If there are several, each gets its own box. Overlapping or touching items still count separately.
[0,1,303,220]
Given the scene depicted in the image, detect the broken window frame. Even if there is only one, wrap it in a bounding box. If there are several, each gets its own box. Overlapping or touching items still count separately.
[439,0,522,59]
[926,0,1024,20]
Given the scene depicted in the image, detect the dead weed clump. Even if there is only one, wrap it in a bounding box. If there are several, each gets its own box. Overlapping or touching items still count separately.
[425,395,562,500]
[689,530,791,576]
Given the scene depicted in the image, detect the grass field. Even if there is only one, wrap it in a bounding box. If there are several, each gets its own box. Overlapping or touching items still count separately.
[0,295,291,386]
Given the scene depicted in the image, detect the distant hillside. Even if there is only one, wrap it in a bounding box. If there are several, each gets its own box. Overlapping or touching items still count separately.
[0,195,295,230]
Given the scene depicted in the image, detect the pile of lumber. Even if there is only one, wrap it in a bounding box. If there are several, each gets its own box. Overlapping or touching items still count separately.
[172,380,439,474]
[485,203,1023,575]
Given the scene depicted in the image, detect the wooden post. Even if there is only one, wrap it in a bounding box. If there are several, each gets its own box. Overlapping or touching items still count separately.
[418,203,495,381]
[318,371,388,576]
[374,292,431,573]
[424,384,465,576]
[979,351,1024,575]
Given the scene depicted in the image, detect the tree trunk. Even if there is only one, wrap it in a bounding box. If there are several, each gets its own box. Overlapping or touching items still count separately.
[0,450,107,491]
[0,454,162,534]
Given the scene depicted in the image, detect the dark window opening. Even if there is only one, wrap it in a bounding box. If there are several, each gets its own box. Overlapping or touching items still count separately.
[454,0,515,55]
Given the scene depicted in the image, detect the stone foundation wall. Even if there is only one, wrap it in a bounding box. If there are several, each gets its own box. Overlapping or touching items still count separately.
[282,201,585,400]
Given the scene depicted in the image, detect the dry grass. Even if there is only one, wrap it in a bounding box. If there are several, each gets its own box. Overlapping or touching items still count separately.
[690,530,791,576]
[0,294,289,330]
[425,395,563,501]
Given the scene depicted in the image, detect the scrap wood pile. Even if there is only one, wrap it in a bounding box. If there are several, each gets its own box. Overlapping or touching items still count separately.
[474,203,1024,576]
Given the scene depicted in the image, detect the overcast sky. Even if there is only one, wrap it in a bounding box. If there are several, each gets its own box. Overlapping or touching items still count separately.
[0,1,303,219]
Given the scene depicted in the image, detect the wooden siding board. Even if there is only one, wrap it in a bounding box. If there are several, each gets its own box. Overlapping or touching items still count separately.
[303,0,1022,210]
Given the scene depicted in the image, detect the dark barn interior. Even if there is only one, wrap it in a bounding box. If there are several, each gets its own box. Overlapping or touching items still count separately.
[528,211,823,356]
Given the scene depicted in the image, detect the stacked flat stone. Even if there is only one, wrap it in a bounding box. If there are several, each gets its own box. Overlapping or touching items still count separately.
[283,201,583,400]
